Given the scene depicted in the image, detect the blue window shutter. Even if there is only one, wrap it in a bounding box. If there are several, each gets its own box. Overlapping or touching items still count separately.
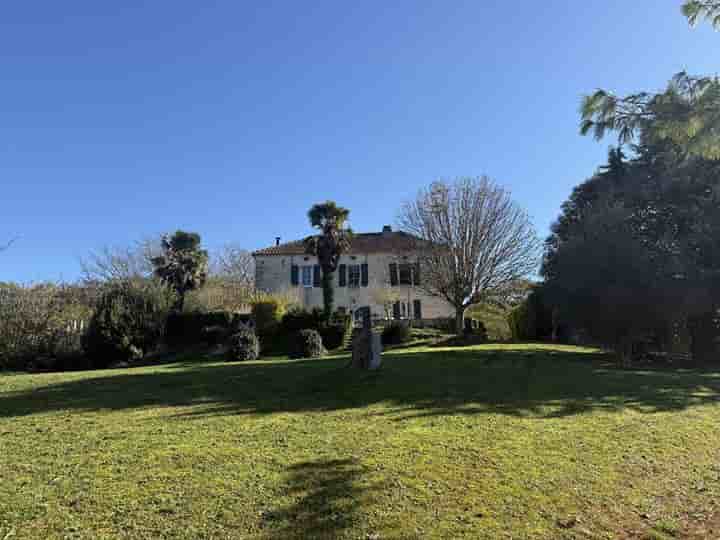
[393,301,401,319]
[414,262,421,285]
[291,265,299,286]
[338,264,347,287]
[389,263,398,286]
[313,265,321,287]
[413,299,422,319]
[361,263,369,287]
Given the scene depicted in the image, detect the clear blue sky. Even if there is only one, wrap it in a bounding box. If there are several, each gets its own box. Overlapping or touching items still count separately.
[1,0,717,282]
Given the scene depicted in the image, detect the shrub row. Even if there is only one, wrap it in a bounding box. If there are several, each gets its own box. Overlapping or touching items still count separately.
[165,311,251,346]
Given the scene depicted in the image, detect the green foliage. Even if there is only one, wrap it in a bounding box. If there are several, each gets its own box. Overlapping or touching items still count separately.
[567,66,720,362]
[164,310,247,346]
[580,73,720,159]
[290,329,325,359]
[280,307,325,335]
[506,289,553,342]
[252,300,286,338]
[683,0,720,29]
[152,230,209,312]
[228,328,260,361]
[465,304,511,341]
[382,322,411,346]
[82,280,174,366]
[272,308,350,354]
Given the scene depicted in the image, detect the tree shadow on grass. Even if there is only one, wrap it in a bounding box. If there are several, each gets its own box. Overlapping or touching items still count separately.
[1,346,720,421]
[260,458,369,539]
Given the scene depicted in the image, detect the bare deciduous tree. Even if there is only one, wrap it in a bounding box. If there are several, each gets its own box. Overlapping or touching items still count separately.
[80,237,161,283]
[210,244,255,286]
[399,177,541,334]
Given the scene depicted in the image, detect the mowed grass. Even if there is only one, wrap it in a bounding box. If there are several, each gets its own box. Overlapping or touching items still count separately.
[2,344,720,539]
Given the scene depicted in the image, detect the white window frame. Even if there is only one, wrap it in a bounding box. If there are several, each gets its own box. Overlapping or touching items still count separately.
[301,265,312,288]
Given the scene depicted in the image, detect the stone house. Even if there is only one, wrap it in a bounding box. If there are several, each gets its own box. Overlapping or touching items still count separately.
[252,226,454,322]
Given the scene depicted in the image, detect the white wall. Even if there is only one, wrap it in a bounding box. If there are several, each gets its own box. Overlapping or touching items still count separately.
[255,252,454,320]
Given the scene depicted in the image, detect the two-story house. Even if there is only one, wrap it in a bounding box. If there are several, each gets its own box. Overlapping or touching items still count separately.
[252,226,454,322]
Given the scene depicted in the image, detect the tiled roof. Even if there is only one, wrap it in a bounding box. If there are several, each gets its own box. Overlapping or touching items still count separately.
[252,230,421,256]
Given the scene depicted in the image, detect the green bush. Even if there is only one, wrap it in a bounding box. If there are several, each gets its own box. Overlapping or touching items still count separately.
[82,280,174,367]
[281,307,324,335]
[290,329,325,359]
[165,310,243,346]
[228,328,260,361]
[382,322,411,346]
[274,309,351,353]
[200,325,229,346]
[252,300,285,337]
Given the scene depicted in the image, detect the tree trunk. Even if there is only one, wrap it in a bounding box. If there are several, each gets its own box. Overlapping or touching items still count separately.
[175,292,185,314]
[322,270,334,321]
[455,306,465,335]
[551,306,560,343]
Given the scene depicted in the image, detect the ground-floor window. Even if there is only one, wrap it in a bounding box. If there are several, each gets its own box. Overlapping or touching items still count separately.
[392,300,422,320]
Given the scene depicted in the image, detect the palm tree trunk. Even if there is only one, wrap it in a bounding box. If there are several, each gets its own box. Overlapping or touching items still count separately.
[322,270,334,321]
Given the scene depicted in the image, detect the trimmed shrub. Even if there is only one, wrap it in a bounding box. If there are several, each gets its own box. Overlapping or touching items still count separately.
[290,329,325,359]
[228,328,260,361]
[382,322,411,346]
[83,280,174,367]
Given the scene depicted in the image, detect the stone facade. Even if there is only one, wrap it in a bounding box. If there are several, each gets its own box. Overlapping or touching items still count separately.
[253,229,454,322]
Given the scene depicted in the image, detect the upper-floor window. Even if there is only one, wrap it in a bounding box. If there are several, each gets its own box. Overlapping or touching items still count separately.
[302,266,312,287]
[348,264,361,287]
[389,262,420,286]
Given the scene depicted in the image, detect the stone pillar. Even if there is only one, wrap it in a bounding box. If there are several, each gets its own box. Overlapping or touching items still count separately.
[351,307,382,370]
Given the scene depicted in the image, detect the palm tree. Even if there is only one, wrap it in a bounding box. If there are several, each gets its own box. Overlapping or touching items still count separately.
[304,201,353,320]
[152,231,209,312]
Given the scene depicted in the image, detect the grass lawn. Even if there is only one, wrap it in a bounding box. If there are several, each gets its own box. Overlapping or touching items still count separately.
[2,344,720,539]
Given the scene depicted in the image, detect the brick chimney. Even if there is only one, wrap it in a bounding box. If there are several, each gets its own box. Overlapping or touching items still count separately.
[382,225,392,234]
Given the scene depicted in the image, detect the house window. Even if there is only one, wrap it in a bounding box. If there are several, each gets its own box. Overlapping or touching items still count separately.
[399,264,413,285]
[348,264,361,288]
[302,266,312,287]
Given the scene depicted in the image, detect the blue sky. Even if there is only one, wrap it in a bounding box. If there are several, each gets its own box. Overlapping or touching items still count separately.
[1,0,717,282]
